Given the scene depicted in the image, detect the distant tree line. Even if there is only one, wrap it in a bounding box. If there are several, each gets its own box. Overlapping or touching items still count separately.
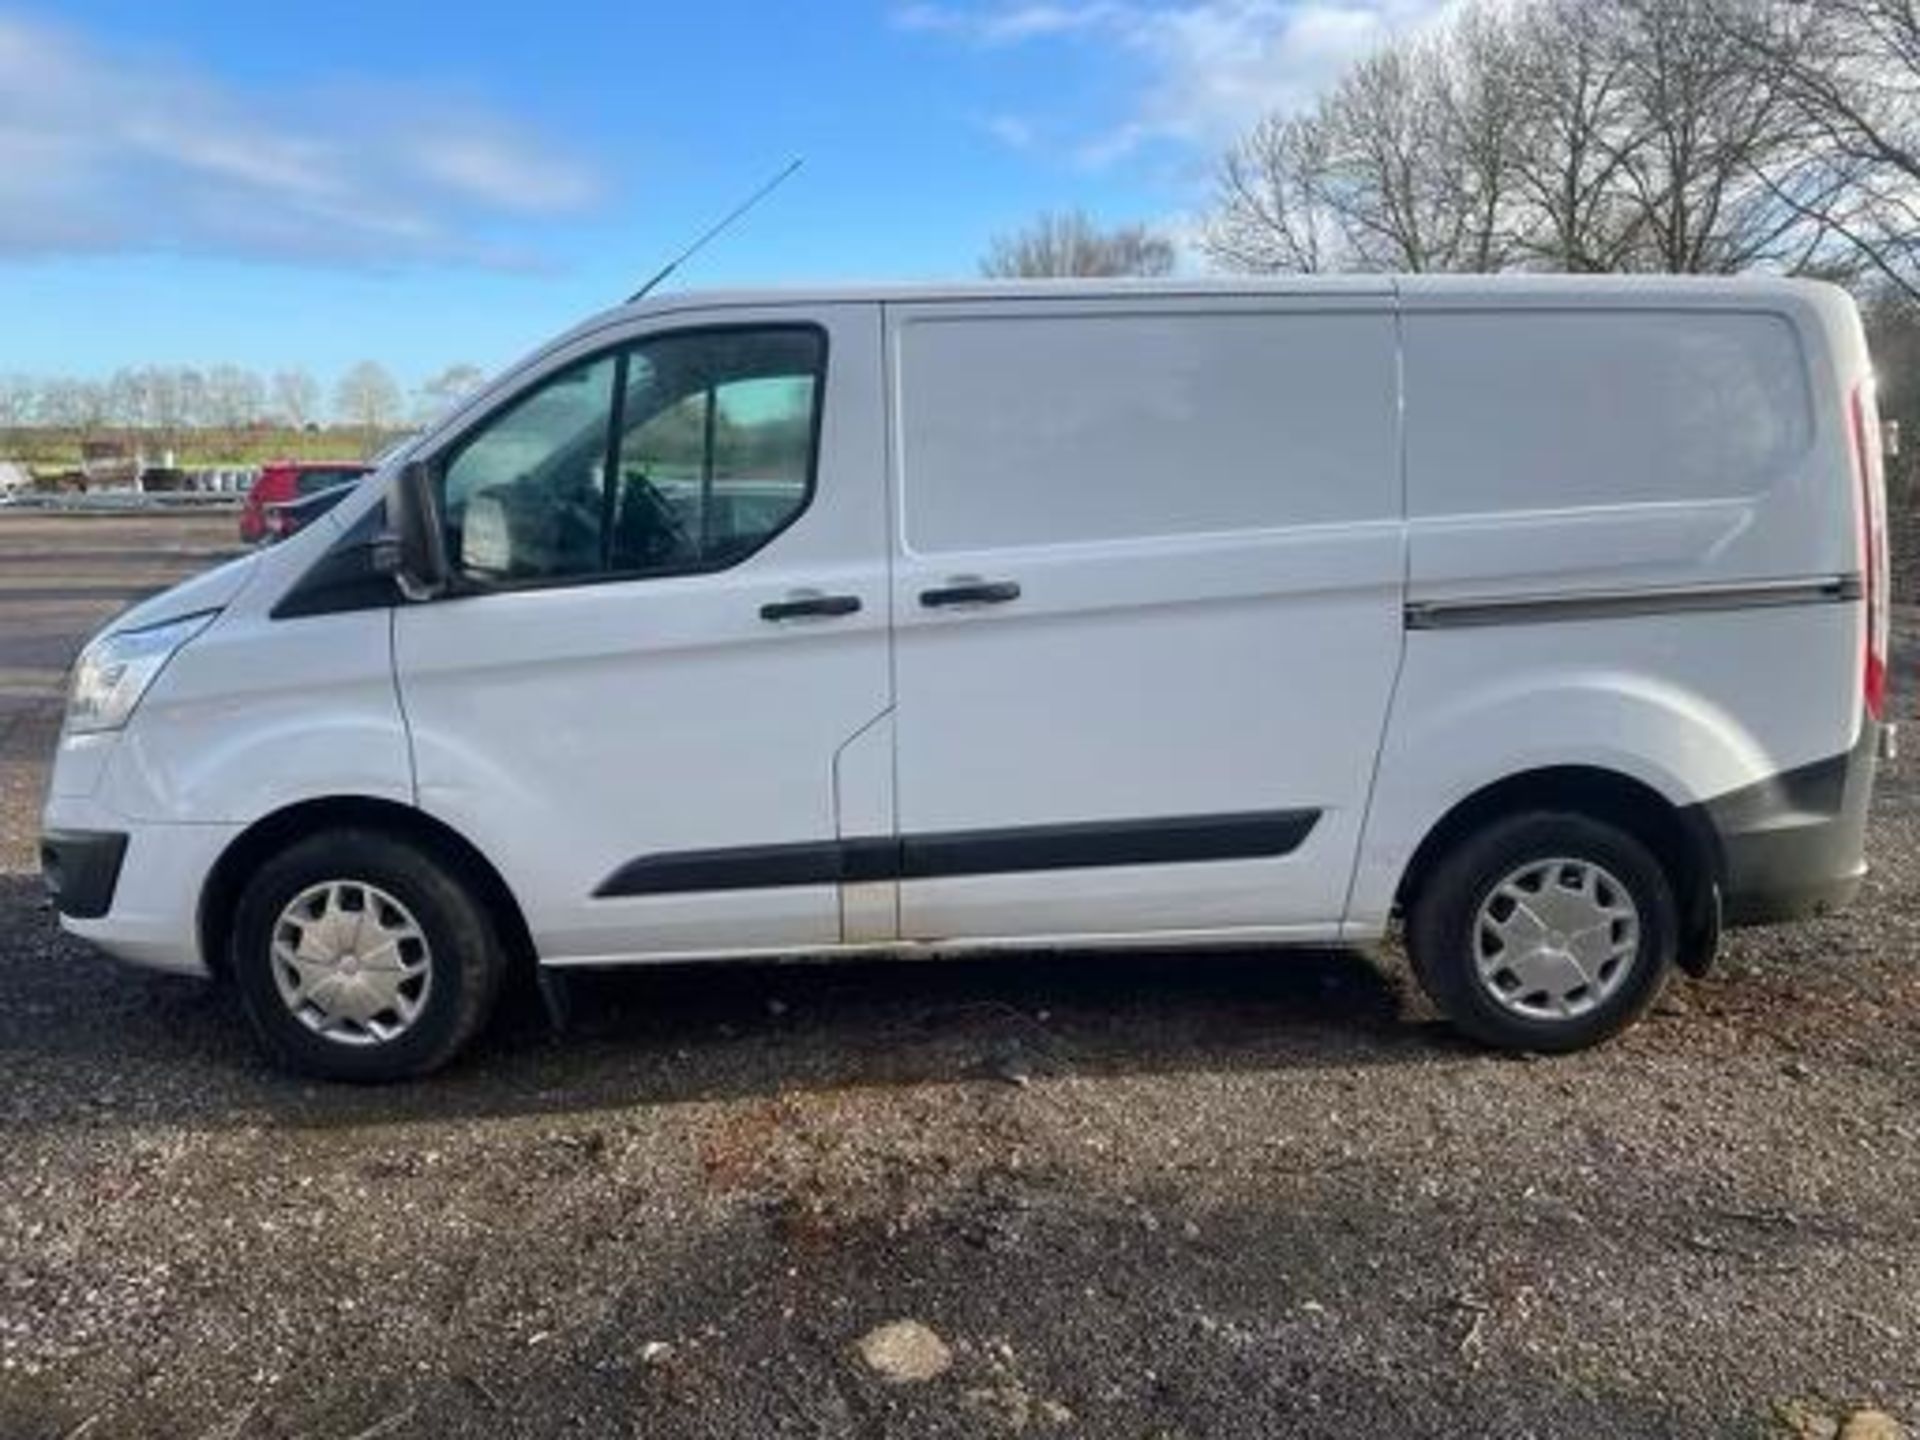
[980,209,1177,279]
[0,361,489,459]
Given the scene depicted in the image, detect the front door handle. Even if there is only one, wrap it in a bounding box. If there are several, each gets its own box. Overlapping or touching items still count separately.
[919,579,1022,608]
[760,593,862,622]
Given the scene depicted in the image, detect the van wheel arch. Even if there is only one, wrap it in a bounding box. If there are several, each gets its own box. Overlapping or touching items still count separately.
[198,798,536,985]
[1394,767,1721,978]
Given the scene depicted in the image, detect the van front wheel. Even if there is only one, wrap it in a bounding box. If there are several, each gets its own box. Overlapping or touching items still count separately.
[1406,811,1676,1053]
[229,828,506,1081]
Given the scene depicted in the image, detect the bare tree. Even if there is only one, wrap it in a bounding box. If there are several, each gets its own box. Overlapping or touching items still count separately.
[415,363,488,425]
[1500,0,1653,271]
[1205,0,1860,279]
[1730,0,1920,296]
[981,210,1177,278]
[1436,5,1534,271]
[1321,43,1455,270]
[1207,10,1532,273]
[35,378,107,441]
[204,365,266,452]
[272,368,321,430]
[1597,0,1822,273]
[0,374,38,446]
[175,368,209,437]
[133,367,195,455]
[1206,114,1343,272]
[104,369,148,442]
[104,369,141,432]
[334,361,404,452]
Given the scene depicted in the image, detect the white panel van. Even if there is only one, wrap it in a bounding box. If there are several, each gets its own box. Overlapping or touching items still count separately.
[39,277,1891,1080]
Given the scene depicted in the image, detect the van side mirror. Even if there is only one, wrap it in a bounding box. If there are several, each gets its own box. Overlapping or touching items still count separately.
[378,458,450,601]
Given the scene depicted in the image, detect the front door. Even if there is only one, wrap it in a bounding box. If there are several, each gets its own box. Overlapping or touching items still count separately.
[884,295,1405,942]
[395,304,893,963]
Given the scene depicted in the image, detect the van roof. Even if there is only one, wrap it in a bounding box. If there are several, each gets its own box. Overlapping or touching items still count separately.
[600,270,1832,316]
[536,271,1844,353]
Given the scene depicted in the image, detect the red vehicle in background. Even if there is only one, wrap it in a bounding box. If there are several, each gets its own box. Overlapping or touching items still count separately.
[239,461,371,543]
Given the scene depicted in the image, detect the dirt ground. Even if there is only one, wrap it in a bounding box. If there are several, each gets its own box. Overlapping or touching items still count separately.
[1,512,1916,1439]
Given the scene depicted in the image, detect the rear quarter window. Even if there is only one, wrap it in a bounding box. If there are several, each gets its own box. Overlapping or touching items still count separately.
[1405,309,1813,516]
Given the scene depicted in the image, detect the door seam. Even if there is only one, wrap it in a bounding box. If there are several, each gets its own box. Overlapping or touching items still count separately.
[385,605,420,806]
[1339,281,1411,937]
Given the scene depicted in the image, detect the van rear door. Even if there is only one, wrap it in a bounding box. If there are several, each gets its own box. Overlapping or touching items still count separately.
[885,292,1403,942]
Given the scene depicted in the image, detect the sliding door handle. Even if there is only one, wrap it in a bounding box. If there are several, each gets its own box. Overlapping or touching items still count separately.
[759,593,862,622]
[919,579,1022,608]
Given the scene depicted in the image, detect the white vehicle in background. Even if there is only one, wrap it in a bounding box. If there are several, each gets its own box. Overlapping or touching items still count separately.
[41,276,1890,1081]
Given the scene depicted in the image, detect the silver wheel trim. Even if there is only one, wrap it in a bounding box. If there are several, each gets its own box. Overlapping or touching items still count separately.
[270,880,433,1047]
[1471,856,1640,1021]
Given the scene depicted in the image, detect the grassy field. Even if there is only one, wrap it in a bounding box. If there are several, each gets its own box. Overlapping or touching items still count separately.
[2,426,394,472]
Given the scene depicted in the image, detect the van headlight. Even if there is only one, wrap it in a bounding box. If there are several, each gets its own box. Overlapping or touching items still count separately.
[65,612,218,735]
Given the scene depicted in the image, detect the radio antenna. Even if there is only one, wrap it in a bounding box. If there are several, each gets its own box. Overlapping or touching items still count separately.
[627,157,805,303]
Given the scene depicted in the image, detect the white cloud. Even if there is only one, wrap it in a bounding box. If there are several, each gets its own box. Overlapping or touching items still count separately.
[895,3,1127,44]
[978,113,1039,149]
[0,14,601,267]
[898,1,1457,164]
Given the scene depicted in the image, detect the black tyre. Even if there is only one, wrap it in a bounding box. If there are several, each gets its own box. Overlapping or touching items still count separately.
[1406,810,1676,1053]
[229,827,506,1081]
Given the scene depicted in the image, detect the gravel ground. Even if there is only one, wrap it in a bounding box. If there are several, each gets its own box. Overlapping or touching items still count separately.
[1,513,1917,1440]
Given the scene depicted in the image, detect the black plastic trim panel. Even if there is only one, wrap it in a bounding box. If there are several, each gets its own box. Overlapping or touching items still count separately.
[40,829,129,920]
[271,499,401,619]
[594,810,1321,899]
[1685,723,1878,926]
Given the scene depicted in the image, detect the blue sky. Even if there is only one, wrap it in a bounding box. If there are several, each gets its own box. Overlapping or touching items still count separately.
[0,1,1443,390]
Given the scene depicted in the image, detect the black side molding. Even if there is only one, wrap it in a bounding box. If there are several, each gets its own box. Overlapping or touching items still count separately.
[1406,576,1861,631]
[597,837,897,897]
[595,809,1321,899]
[896,810,1316,878]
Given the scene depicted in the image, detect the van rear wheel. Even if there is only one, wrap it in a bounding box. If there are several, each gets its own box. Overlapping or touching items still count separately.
[229,828,506,1081]
[1406,811,1676,1053]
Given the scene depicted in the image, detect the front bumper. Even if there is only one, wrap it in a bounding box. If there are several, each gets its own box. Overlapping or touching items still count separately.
[40,795,240,977]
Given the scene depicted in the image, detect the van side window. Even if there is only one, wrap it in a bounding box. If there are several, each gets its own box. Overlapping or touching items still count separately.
[438,327,824,588]
[896,310,1399,552]
[611,329,822,574]
[442,355,619,583]
[1403,311,1814,515]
